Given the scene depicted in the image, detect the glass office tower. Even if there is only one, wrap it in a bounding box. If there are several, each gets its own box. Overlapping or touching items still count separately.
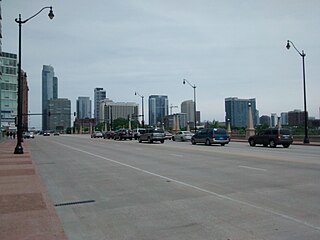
[148,95,168,126]
[225,97,258,128]
[42,65,58,131]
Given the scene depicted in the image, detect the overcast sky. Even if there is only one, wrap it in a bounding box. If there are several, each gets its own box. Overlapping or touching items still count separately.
[2,0,320,128]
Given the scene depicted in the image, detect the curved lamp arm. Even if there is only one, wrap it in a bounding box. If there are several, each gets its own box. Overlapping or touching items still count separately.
[286,40,305,57]
[183,78,196,89]
[15,6,54,24]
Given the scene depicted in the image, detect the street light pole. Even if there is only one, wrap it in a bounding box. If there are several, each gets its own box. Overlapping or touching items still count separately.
[14,6,54,154]
[183,79,197,132]
[135,92,144,127]
[286,40,309,144]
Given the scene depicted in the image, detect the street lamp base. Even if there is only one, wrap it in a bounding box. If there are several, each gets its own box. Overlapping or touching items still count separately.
[14,145,24,154]
[303,138,310,144]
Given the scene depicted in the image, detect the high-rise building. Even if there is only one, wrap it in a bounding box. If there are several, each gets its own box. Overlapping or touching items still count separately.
[148,95,168,126]
[0,0,2,54]
[76,97,91,119]
[47,98,71,132]
[42,65,58,131]
[94,87,106,123]
[259,115,271,126]
[0,52,18,132]
[181,100,194,124]
[21,71,29,132]
[100,98,138,128]
[0,0,2,139]
[288,109,308,126]
[280,112,288,125]
[225,97,258,128]
[270,113,277,127]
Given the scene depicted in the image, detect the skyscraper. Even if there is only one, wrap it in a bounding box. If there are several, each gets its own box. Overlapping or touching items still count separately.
[148,95,168,126]
[181,100,194,124]
[225,97,258,128]
[42,65,58,131]
[94,87,106,123]
[47,98,71,131]
[0,52,17,132]
[76,97,92,119]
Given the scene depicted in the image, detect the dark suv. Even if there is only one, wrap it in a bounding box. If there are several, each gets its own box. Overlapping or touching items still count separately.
[139,128,165,143]
[191,128,230,146]
[113,129,133,140]
[248,128,293,148]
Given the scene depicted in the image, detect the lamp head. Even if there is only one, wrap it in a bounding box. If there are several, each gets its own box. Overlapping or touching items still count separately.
[48,7,54,19]
[183,79,186,85]
[134,92,137,96]
[286,40,290,50]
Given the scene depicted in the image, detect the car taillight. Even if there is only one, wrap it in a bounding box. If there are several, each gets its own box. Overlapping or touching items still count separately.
[212,134,215,138]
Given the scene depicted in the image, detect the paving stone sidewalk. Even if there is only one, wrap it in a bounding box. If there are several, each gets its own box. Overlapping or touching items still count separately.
[0,139,67,240]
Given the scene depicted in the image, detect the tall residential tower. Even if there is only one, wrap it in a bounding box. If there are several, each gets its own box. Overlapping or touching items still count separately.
[77,97,92,119]
[225,97,258,128]
[148,95,168,126]
[42,65,58,131]
[94,88,106,123]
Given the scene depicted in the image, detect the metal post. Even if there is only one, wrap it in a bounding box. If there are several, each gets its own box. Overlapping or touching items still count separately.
[13,6,54,154]
[14,16,23,154]
[302,52,309,143]
[193,86,197,132]
[286,40,309,144]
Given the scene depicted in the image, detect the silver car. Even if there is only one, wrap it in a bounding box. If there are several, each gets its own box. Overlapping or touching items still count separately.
[139,128,165,143]
[172,131,194,141]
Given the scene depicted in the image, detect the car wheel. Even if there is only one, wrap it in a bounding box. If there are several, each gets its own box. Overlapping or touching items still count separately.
[205,139,211,146]
[283,144,290,148]
[160,140,164,143]
[221,143,225,146]
[139,139,142,143]
[249,139,256,147]
[181,137,184,141]
[191,139,196,145]
[269,140,276,148]
[172,137,175,141]
[148,137,153,143]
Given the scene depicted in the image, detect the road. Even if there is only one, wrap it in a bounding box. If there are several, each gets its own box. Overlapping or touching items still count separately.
[28,135,320,240]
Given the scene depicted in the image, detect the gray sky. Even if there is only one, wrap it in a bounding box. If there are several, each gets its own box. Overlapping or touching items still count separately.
[2,0,320,128]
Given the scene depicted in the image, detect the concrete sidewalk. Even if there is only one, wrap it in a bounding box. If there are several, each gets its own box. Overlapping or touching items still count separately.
[0,140,67,240]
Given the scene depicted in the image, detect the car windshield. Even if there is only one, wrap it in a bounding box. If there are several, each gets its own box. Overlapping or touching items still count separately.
[153,129,164,133]
[214,129,226,134]
[183,131,193,135]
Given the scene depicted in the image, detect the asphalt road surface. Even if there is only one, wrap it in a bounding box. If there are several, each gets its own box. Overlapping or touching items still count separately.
[28,135,320,240]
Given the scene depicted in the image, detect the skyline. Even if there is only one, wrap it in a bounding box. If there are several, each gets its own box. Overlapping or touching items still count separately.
[2,0,320,128]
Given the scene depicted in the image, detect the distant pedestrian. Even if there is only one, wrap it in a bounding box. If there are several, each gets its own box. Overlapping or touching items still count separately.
[9,132,13,139]
[13,132,16,139]
[6,131,9,139]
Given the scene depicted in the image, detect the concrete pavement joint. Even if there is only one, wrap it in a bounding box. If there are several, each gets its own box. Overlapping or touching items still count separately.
[53,140,320,232]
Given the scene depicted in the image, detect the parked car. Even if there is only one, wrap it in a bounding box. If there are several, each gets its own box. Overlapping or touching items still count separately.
[139,128,165,143]
[133,128,146,140]
[248,128,293,148]
[191,128,229,146]
[53,132,60,136]
[164,131,173,140]
[91,131,103,138]
[113,129,133,140]
[172,131,194,141]
[104,131,115,139]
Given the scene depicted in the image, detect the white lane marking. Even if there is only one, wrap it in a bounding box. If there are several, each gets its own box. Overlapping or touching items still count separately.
[238,165,267,172]
[169,153,184,157]
[53,141,320,232]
